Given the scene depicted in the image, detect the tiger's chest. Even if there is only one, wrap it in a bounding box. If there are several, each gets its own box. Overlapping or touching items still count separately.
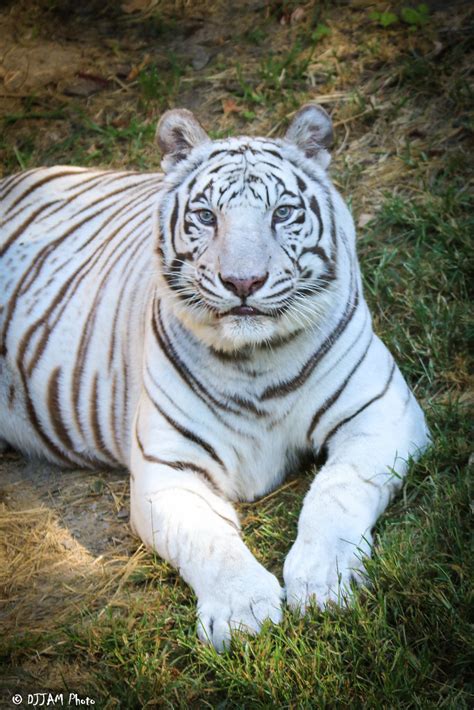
[139,382,310,502]
[139,325,327,502]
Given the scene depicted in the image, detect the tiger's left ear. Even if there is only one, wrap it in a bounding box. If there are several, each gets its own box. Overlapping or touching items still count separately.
[285,104,333,170]
[156,108,210,172]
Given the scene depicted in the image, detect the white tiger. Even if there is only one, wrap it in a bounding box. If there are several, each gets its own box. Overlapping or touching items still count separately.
[0,105,429,651]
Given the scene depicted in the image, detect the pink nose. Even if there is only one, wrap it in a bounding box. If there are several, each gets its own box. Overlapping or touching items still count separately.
[219,273,269,298]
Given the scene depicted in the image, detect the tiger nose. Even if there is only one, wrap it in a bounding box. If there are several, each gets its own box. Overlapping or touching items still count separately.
[219,272,269,298]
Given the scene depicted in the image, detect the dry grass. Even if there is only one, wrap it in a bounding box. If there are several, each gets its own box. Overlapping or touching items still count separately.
[0,464,147,636]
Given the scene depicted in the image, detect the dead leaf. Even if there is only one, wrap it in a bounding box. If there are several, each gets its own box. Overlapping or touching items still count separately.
[222,98,243,116]
[290,7,306,24]
[126,54,151,82]
[3,69,26,92]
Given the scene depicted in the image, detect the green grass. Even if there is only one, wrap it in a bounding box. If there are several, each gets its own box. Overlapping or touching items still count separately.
[360,181,473,395]
[1,110,158,172]
[1,1,472,707]
[138,56,185,111]
[235,31,331,112]
[4,399,471,707]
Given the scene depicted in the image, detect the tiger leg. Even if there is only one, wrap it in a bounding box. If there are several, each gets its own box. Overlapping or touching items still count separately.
[284,384,429,612]
[130,462,283,651]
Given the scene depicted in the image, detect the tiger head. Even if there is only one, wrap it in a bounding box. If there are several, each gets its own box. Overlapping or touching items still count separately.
[155,104,351,352]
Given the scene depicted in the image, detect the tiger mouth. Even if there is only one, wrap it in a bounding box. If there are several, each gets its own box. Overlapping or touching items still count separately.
[221,305,266,317]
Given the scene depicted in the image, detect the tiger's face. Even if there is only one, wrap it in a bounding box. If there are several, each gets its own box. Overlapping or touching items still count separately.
[156,105,341,351]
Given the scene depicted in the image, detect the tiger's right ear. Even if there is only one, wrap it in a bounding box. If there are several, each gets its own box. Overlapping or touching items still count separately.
[156,109,210,172]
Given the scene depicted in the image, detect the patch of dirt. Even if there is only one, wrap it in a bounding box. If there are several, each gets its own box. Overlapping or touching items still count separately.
[0,450,139,634]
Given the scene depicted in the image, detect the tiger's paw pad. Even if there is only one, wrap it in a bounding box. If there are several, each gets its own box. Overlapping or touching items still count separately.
[197,572,283,652]
[283,536,371,614]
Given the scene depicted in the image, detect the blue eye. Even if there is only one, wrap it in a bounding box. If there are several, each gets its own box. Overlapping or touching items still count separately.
[197,209,216,226]
[273,205,294,222]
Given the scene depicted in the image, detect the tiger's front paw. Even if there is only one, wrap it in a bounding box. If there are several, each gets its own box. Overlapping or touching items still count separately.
[283,532,372,614]
[196,562,283,652]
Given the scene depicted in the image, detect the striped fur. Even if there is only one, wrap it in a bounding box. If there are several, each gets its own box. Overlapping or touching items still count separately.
[0,106,429,650]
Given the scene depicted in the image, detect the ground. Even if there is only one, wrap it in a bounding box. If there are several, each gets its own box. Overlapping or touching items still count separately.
[0,0,472,707]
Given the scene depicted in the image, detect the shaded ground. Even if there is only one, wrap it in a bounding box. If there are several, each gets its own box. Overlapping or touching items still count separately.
[1,1,473,707]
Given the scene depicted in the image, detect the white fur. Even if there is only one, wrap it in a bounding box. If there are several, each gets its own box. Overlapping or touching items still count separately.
[0,109,429,650]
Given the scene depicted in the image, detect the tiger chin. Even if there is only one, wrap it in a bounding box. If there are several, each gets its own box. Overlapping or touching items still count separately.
[0,104,429,652]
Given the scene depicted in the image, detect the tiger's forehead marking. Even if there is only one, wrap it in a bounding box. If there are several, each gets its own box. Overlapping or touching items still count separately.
[186,140,304,210]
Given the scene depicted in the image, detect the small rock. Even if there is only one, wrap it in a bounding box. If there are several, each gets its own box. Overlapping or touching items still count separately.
[191,46,211,71]
[63,78,103,97]
[357,213,374,228]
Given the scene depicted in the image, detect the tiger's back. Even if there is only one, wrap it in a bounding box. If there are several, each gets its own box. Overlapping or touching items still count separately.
[0,166,163,466]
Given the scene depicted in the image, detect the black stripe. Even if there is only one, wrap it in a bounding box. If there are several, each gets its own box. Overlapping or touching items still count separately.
[151,304,238,415]
[64,171,110,192]
[110,372,124,462]
[0,201,61,258]
[47,367,74,450]
[45,177,158,222]
[3,169,86,216]
[307,333,373,440]
[321,360,397,450]
[24,221,122,375]
[90,373,116,463]
[309,195,323,242]
[75,183,158,252]
[296,175,307,192]
[107,229,151,368]
[145,386,226,469]
[151,305,265,424]
[263,284,293,299]
[261,148,283,160]
[136,428,222,494]
[207,149,228,161]
[299,244,330,263]
[287,158,326,191]
[15,329,85,466]
[0,170,37,201]
[265,329,303,349]
[1,241,57,356]
[271,275,293,289]
[328,196,338,261]
[261,285,359,400]
[69,225,151,432]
